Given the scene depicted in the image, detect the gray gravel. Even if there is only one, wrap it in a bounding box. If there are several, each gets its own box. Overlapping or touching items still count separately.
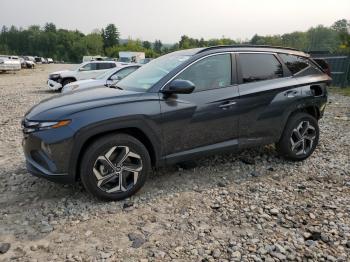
[0,65,349,261]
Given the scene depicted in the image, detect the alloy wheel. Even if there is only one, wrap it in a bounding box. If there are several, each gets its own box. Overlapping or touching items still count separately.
[290,120,316,156]
[93,146,143,193]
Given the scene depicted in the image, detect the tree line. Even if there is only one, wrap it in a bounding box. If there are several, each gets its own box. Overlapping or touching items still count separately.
[0,19,349,63]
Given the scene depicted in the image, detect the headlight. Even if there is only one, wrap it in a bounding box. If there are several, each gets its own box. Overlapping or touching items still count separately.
[22,120,71,134]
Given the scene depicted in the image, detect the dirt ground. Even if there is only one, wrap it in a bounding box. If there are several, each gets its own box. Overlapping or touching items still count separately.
[0,65,349,262]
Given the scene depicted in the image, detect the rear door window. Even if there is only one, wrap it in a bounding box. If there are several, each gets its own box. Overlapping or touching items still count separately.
[98,63,116,70]
[279,54,310,75]
[238,53,283,83]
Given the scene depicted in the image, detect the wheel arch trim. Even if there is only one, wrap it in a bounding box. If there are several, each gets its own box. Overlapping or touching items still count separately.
[68,119,161,181]
[278,102,321,141]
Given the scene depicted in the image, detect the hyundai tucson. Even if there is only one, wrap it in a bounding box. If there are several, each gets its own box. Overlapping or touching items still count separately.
[22,45,331,200]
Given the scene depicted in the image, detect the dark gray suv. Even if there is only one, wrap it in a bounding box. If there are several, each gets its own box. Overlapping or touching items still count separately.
[22,45,331,200]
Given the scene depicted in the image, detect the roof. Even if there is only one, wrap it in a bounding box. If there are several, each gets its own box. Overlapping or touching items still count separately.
[194,45,308,57]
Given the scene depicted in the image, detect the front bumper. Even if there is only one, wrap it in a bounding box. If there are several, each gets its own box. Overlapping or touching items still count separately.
[47,79,62,90]
[0,64,21,71]
[26,157,74,184]
[22,125,76,184]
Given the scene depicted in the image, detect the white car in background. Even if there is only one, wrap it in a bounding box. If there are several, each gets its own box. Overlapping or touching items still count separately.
[0,56,21,72]
[47,61,121,91]
[62,64,141,93]
[22,56,36,68]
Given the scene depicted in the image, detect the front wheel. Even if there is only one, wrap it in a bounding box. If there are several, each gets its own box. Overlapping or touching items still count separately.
[80,134,151,201]
[276,113,319,161]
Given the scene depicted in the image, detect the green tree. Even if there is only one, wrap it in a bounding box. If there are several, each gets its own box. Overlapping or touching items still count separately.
[142,41,151,49]
[102,24,120,51]
[332,19,350,53]
[153,40,163,54]
[281,32,308,50]
[307,25,340,52]
[84,33,104,55]
[44,23,56,33]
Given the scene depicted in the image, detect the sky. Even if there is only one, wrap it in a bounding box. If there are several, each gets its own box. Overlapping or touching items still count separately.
[0,0,349,43]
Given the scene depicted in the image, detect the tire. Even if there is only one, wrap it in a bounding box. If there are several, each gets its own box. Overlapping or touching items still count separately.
[276,112,319,161]
[80,134,151,201]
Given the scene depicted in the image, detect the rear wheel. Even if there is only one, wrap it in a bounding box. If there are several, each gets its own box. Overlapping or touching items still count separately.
[80,134,151,201]
[276,113,319,161]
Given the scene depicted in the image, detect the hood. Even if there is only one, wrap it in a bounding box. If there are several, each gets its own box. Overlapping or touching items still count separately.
[50,70,70,75]
[65,79,105,89]
[25,87,141,120]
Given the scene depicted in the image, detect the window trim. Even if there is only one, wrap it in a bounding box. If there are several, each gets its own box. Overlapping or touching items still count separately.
[236,52,290,85]
[160,52,238,92]
[277,53,311,76]
[81,62,93,71]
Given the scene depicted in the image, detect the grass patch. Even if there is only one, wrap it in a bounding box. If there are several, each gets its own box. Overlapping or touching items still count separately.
[329,86,350,97]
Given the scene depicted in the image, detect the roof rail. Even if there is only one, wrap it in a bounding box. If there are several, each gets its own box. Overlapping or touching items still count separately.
[196,45,301,54]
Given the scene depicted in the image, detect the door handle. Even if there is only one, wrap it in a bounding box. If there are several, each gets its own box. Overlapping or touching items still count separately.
[219,101,237,109]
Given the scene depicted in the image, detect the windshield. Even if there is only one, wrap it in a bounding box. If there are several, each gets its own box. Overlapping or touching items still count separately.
[119,57,131,63]
[95,68,116,79]
[117,52,191,91]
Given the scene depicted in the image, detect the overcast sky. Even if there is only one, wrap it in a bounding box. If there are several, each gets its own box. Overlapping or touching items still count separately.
[0,0,349,43]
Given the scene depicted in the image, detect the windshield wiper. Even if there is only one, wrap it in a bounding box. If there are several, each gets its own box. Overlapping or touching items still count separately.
[111,84,123,90]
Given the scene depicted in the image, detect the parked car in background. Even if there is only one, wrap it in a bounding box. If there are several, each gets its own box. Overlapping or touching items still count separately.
[34,57,45,64]
[25,56,36,62]
[0,56,21,72]
[47,60,120,91]
[47,58,54,64]
[19,57,27,68]
[62,64,141,93]
[22,45,331,200]
[8,55,20,60]
[22,56,36,68]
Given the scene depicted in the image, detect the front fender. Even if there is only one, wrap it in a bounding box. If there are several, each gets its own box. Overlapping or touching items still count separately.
[67,117,162,180]
[66,95,162,179]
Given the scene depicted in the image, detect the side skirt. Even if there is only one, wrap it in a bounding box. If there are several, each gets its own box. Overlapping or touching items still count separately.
[163,139,239,165]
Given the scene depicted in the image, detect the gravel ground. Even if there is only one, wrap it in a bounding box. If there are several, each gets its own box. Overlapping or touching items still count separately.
[0,65,349,262]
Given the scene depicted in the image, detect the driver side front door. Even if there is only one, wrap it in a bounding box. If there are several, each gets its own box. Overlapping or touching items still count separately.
[78,62,99,80]
[160,53,240,161]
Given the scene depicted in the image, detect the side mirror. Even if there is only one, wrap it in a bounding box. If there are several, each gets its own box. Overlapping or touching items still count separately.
[105,79,114,87]
[162,79,195,94]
